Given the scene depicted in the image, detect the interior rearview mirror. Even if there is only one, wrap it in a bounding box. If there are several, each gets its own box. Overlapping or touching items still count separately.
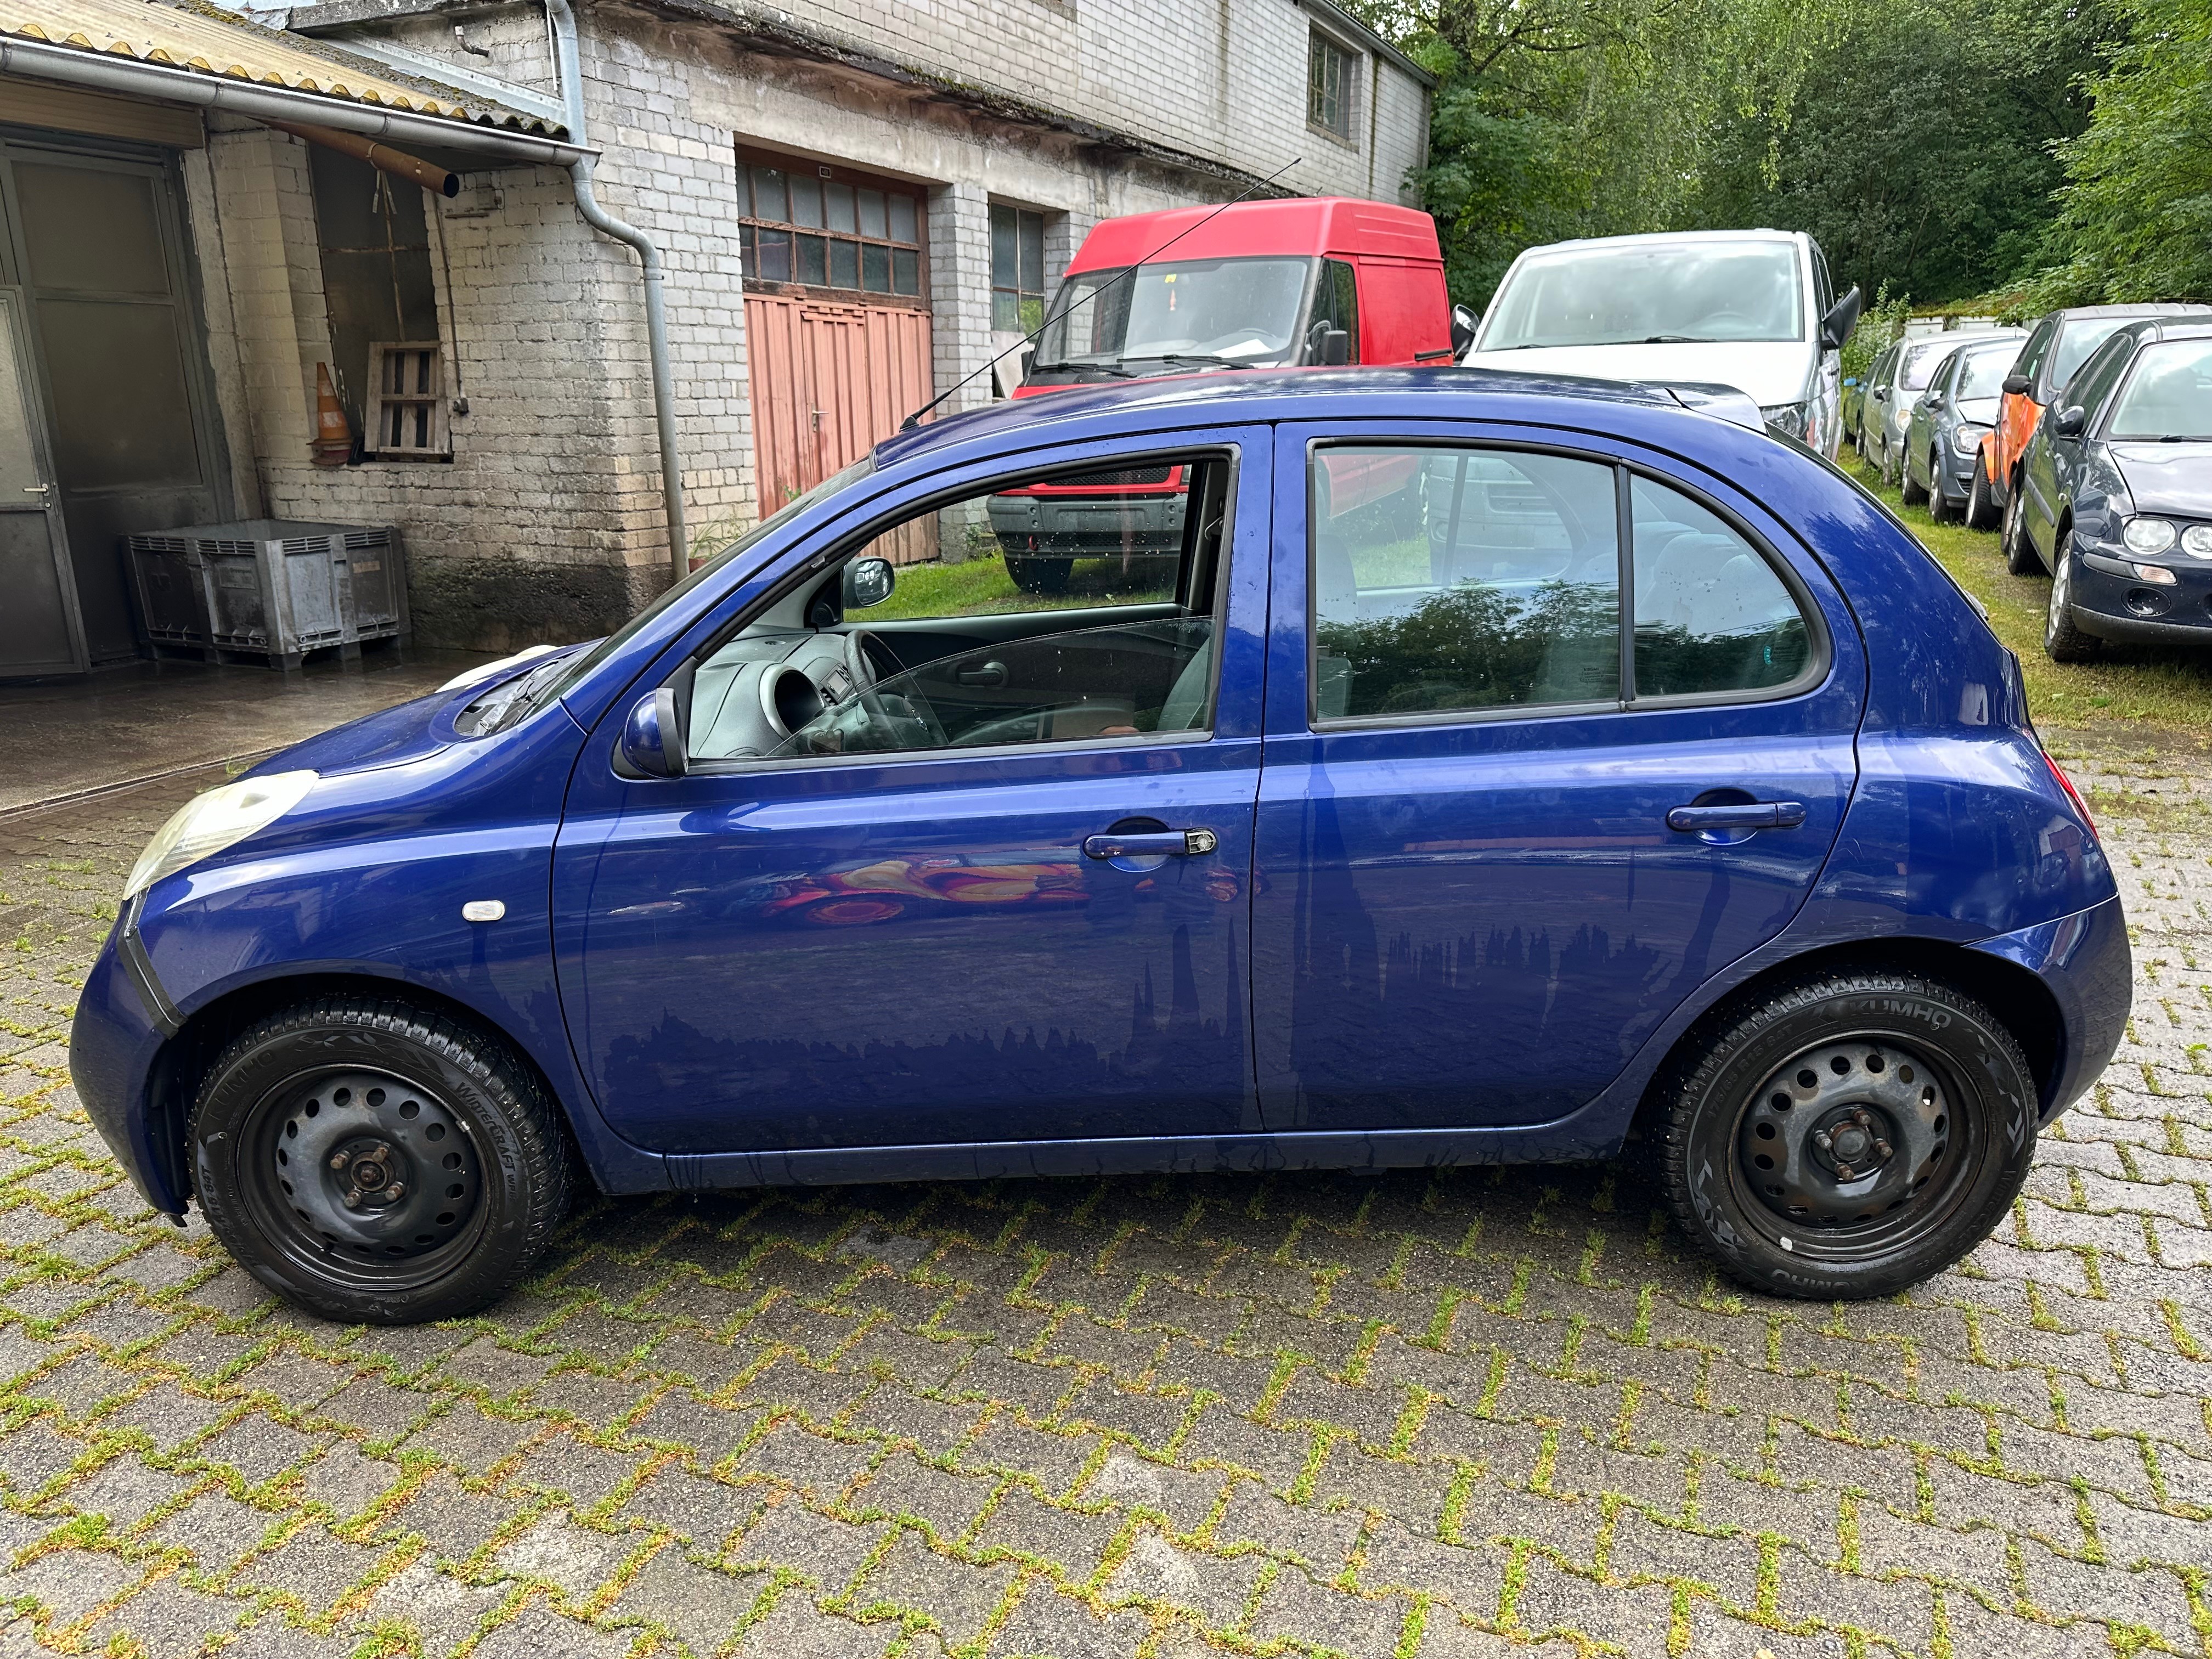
[843,556,895,610]
[2002,373,2032,396]
[2052,404,2087,438]
[1449,303,1480,356]
[1818,285,1863,352]
[619,687,687,779]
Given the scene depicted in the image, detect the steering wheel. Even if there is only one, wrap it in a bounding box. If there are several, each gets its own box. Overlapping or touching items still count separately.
[841,629,944,748]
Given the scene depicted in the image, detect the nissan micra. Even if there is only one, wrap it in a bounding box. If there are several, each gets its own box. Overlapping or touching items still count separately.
[70,371,2129,1323]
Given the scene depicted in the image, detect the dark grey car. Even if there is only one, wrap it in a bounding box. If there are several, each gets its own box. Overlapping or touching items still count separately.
[1903,331,2025,523]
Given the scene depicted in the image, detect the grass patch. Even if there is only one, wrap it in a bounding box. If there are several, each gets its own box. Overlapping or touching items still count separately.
[864,550,1171,622]
[1839,450,2212,735]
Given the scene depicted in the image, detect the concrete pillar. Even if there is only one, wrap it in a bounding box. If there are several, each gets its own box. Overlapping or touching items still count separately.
[926,178,995,560]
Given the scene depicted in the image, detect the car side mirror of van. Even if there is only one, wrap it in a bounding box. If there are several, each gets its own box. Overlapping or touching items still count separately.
[1449,303,1480,356]
[1818,285,1863,351]
[618,687,687,779]
[2052,404,2087,438]
[1304,323,1350,366]
[2002,373,2032,397]
[842,556,895,611]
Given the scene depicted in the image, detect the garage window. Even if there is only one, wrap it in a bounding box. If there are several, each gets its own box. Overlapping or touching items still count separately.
[738,151,925,301]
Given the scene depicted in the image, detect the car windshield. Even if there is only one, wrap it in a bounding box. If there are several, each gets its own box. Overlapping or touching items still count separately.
[1479,240,1803,349]
[2051,320,2132,391]
[1898,340,1955,392]
[1956,347,2017,400]
[1032,257,1312,370]
[2105,339,2212,441]
[487,455,878,732]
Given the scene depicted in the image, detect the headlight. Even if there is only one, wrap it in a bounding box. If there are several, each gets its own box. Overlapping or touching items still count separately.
[2123,517,2178,555]
[2181,524,2212,558]
[1760,402,1810,441]
[1951,423,1986,458]
[123,771,317,902]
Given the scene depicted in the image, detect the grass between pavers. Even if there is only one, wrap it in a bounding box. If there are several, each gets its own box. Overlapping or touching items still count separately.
[1838,449,2212,736]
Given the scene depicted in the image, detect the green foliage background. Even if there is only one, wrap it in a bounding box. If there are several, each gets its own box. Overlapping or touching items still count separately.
[1346,0,2210,315]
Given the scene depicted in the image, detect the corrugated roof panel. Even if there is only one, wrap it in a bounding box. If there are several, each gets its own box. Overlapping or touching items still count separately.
[0,0,563,133]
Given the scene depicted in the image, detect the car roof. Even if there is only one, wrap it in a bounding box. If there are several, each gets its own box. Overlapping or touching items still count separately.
[873,366,1679,469]
[2143,319,2212,342]
[2052,302,2212,321]
[1509,229,1800,257]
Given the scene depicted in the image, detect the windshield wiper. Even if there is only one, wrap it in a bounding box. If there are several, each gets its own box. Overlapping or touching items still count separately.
[1124,352,1252,369]
[1636,335,1720,344]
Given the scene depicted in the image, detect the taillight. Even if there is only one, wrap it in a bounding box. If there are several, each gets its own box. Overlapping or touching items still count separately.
[2042,749,2098,839]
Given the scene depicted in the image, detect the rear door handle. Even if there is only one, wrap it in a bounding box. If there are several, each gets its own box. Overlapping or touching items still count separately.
[1667,801,1808,832]
[1083,828,1217,859]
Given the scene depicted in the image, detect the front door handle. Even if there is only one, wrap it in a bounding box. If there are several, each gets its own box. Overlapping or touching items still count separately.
[1667,800,1808,832]
[956,661,1008,687]
[1083,828,1217,859]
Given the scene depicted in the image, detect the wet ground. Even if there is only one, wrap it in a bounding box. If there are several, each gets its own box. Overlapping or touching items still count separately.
[0,712,2204,1656]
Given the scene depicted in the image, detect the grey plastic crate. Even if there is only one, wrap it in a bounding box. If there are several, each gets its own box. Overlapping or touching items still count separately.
[122,520,409,669]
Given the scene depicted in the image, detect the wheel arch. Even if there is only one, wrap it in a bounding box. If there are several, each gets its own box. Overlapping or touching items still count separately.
[1624,935,2066,1147]
[151,972,602,1209]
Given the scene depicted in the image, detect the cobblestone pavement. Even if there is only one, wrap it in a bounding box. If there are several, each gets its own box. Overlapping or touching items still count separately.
[0,742,2207,1659]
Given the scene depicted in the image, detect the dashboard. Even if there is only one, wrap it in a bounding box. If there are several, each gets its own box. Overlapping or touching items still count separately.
[688,629,865,761]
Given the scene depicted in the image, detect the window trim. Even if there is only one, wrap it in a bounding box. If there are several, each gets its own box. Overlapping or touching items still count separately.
[673,442,1244,777]
[1302,436,1833,732]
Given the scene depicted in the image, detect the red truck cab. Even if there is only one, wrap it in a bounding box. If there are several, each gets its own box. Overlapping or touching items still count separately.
[988,198,1451,594]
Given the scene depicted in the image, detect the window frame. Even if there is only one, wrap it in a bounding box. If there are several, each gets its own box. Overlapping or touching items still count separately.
[1306,26,1358,140]
[1302,436,1832,732]
[674,442,1245,777]
[989,201,1049,336]
[734,146,929,308]
[365,341,450,460]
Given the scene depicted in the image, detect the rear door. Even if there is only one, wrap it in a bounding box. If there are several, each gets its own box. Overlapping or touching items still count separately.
[1251,422,1864,1133]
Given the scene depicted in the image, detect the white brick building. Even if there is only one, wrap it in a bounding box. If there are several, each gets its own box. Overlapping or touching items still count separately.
[0,0,1432,667]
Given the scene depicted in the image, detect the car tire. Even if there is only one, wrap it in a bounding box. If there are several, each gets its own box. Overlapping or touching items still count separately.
[190,995,572,1325]
[1900,449,1927,507]
[1926,452,1956,521]
[2044,544,2103,664]
[1655,968,2039,1300]
[1965,454,1999,531]
[1002,553,1072,596]
[2001,480,2041,575]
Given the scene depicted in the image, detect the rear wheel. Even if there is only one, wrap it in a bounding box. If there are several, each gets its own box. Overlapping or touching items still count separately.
[1965,453,1999,530]
[2001,478,2042,575]
[1656,970,2039,1299]
[191,996,571,1324]
[2044,543,2102,664]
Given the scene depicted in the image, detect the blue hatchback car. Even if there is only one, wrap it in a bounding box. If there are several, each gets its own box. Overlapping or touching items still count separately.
[71,370,2129,1321]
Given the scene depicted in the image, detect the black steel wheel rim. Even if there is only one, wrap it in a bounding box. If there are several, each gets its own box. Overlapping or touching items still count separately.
[1727,1034,1978,1263]
[238,1066,488,1291]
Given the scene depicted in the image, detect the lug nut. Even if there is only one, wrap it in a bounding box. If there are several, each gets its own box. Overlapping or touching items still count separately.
[329,1152,349,1170]
[385,1182,405,1201]
[342,1188,363,1209]
[1835,1165,1856,1181]
[1813,1129,1833,1152]
[1873,1139,1892,1158]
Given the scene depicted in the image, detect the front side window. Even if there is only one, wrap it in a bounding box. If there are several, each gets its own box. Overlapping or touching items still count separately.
[2050,319,2131,395]
[1311,446,1813,723]
[1308,29,1355,137]
[684,453,1234,764]
[2016,319,2057,383]
[2104,338,2212,441]
[1480,241,1803,351]
[1033,258,1313,373]
[2065,335,2136,424]
[1308,258,1361,364]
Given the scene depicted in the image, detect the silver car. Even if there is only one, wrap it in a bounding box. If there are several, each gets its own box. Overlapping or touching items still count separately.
[1901,331,2026,523]
[1864,331,2014,483]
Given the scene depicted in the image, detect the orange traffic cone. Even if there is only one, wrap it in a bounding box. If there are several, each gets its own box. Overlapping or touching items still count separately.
[311,363,351,466]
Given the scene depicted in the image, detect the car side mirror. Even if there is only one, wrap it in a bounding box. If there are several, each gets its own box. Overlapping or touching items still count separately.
[1842,377,1858,388]
[1871,386,1888,401]
[1925,388,1945,410]
[1818,284,1863,351]
[1304,323,1350,366]
[2002,373,2032,396]
[618,687,687,779]
[2052,404,2087,438]
[1449,303,1480,356]
[842,556,895,610]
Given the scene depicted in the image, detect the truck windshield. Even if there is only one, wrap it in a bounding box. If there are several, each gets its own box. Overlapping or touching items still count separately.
[1033,257,1313,373]
[1480,241,1803,349]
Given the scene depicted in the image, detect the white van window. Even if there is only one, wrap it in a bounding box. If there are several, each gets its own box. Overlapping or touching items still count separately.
[1481,242,1803,350]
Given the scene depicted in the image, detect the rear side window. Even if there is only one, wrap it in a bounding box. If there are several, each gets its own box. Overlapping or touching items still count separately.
[1310,445,1813,723]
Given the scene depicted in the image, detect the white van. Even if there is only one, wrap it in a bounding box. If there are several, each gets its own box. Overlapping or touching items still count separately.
[1459,229,1863,456]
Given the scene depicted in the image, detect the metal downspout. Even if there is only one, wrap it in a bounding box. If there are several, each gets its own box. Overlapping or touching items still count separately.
[545,0,687,584]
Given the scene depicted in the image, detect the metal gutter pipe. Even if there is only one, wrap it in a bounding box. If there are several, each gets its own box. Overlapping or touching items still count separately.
[544,0,687,583]
[0,36,591,167]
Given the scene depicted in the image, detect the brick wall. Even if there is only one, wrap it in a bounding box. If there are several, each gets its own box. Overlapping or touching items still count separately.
[178,0,1430,651]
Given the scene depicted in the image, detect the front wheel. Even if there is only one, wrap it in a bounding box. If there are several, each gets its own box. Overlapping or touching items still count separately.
[191,997,572,1324]
[1900,448,1927,506]
[1656,970,2038,1299]
[2001,479,2041,575]
[1965,453,1999,531]
[2044,545,2102,663]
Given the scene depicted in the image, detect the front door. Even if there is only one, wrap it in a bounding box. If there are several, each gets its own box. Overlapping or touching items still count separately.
[1252,427,1864,1132]
[552,431,1269,1158]
[0,287,84,676]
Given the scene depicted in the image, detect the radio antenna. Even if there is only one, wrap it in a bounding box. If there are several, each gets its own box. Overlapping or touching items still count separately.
[898,156,1305,432]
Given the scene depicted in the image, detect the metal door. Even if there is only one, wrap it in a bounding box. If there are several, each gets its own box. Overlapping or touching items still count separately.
[0,287,85,676]
[0,141,227,665]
